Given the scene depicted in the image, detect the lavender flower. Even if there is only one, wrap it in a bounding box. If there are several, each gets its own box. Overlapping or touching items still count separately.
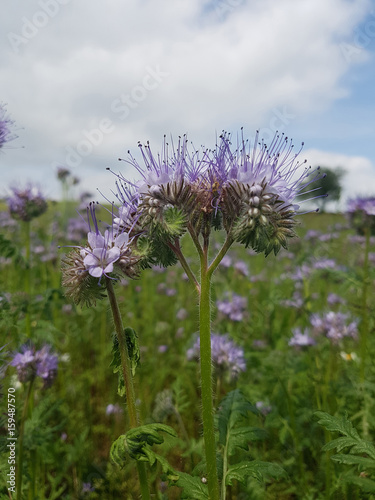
[217,293,247,321]
[310,312,359,344]
[256,401,272,416]
[0,104,16,149]
[10,344,58,387]
[7,184,48,222]
[81,482,95,494]
[234,260,249,277]
[347,196,375,235]
[211,131,324,255]
[187,333,246,380]
[61,204,140,305]
[289,327,316,347]
[110,130,323,257]
[105,403,123,415]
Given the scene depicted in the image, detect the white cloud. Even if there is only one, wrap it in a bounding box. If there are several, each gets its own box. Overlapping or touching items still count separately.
[0,0,373,199]
[304,148,375,208]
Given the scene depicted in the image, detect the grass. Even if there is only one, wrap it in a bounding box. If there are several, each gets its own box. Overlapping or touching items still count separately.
[0,203,374,499]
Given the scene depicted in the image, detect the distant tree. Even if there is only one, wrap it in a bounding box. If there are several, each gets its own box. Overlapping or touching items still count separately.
[303,167,345,212]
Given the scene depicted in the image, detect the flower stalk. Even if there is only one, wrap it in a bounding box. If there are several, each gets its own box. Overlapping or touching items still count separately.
[199,249,220,499]
[16,377,35,500]
[105,278,151,500]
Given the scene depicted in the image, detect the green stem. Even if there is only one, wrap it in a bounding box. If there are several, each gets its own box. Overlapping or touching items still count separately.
[24,221,31,338]
[105,278,151,500]
[208,233,234,278]
[167,239,200,295]
[360,227,370,439]
[16,378,35,500]
[188,223,204,260]
[199,254,220,500]
[360,227,370,384]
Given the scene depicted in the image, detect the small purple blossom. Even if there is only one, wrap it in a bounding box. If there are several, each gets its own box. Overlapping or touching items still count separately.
[0,104,16,149]
[217,293,247,321]
[234,260,249,277]
[158,345,168,353]
[81,482,95,494]
[105,403,123,416]
[256,401,272,416]
[289,328,316,347]
[7,184,48,222]
[281,291,304,309]
[220,255,233,268]
[187,333,246,379]
[176,308,188,320]
[327,293,346,306]
[347,196,375,217]
[310,312,359,344]
[10,344,58,387]
[347,196,375,234]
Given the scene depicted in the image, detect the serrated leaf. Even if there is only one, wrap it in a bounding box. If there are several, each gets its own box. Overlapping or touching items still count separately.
[217,389,258,447]
[315,411,375,460]
[342,473,375,493]
[110,327,140,397]
[170,471,209,499]
[331,454,375,469]
[111,423,177,471]
[226,460,286,485]
[227,427,268,456]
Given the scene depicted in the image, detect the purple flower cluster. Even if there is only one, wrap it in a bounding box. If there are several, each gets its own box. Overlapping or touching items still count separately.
[62,204,141,305]
[108,130,323,257]
[289,327,316,347]
[11,344,58,388]
[310,311,358,344]
[216,293,247,321]
[0,104,16,149]
[187,333,246,379]
[7,184,48,222]
[347,196,375,235]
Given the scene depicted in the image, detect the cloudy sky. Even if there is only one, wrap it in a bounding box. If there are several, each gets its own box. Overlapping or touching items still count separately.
[1,0,375,208]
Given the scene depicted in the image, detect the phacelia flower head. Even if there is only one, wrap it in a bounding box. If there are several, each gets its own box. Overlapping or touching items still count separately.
[288,327,316,347]
[0,104,17,149]
[187,333,246,380]
[7,184,48,222]
[212,130,325,255]
[347,196,375,235]
[216,293,247,321]
[10,344,58,387]
[110,130,322,261]
[310,311,359,344]
[61,203,140,306]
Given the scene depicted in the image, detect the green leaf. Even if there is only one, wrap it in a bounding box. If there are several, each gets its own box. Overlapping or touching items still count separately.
[341,474,375,493]
[227,427,268,456]
[315,411,375,460]
[110,423,177,468]
[170,472,209,499]
[331,454,375,469]
[226,460,287,485]
[0,234,24,265]
[110,327,140,397]
[217,389,258,447]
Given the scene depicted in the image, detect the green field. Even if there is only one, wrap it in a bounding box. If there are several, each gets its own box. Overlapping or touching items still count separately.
[1,204,374,499]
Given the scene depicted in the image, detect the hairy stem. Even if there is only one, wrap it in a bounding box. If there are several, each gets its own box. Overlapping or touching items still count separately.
[24,221,32,338]
[208,233,234,279]
[167,239,200,295]
[105,278,151,500]
[199,256,220,500]
[16,377,34,500]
